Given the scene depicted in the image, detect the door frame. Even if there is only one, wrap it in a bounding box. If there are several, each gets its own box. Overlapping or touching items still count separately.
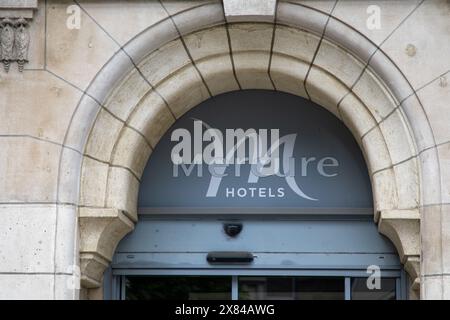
[105,268,408,300]
[105,214,408,300]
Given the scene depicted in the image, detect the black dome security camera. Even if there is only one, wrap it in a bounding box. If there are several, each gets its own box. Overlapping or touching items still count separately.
[223,223,243,237]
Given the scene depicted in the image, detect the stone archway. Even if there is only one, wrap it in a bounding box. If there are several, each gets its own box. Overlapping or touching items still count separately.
[59,2,438,298]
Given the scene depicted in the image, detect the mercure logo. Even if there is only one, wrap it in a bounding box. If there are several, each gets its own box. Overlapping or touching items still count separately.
[170,119,339,201]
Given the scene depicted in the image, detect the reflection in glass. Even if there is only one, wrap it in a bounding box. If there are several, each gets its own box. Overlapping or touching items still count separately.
[123,276,398,300]
[351,278,396,300]
[125,276,231,300]
[238,277,345,300]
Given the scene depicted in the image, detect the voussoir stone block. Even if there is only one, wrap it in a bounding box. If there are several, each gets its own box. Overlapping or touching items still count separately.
[111,127,152,178]
[80,156,109,207]
[400,94,436,153]
[232,51,274,90]
[368,49,415,103]
[325,17,378,64]
[122,17,178,64]
[229,23,273,52]
[276,1,329,36]
[272,25,320,63]
[379,110,416,165]
[85,109,124,163]
[106,167,140,219]
[64,95,101,153]
[314,38,365,88]
[183,27,240,95]
[104,68,152,122]
[171,2,225,36]
[183,26,230,61]
[228,23,274,89]
[393,158,419,209]
[352,69,398,123]
[269,54,309,98]
[372,168,398,214]
[195,55,240,96]
[138,39,191,86]
[155,64,211,118]
[361,127,392,174]
[305,66,347,119]
[128,90,175,148]
[339,92,378,141]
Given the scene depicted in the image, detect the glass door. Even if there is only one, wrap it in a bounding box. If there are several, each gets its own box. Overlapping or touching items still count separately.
[124,276,232,300]
[118,275,401,300]
[108,216,406,300]
[238,276,345,300]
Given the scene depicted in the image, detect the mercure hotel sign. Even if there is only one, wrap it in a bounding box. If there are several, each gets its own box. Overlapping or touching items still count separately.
[170,120,339,201]
[139,90,372,210]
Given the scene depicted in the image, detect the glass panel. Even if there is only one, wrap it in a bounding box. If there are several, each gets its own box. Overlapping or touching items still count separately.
[238,276,345,300]
[125,276,232,300]
[294,277,345,300]
[351,277,396,300]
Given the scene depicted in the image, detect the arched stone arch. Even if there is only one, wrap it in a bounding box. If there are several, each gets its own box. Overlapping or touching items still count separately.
[59,2,439,298]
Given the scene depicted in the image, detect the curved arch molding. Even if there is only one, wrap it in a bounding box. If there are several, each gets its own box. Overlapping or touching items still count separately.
[66,1,435,296]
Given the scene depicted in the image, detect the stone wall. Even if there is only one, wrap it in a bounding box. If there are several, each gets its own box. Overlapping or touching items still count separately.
[0,0,449,299]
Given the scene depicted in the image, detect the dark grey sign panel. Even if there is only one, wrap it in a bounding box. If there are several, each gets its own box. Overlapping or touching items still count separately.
[138,90,372,211]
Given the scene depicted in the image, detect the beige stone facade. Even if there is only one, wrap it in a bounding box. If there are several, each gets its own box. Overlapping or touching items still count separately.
[0,0,449,299]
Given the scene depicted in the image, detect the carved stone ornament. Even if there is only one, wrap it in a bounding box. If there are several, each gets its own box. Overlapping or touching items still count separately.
[0,17,30,72]
[0,18,15,72]
[14,18,29,72]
